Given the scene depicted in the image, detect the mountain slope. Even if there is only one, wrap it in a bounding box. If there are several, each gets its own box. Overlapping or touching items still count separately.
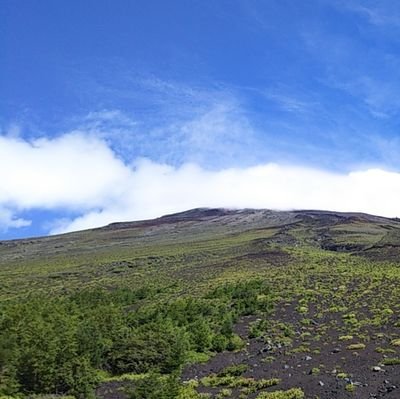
[1,208,399,299]
[1,209,400,399]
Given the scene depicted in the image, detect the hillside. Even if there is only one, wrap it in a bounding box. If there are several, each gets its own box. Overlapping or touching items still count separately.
[1,208,400,399]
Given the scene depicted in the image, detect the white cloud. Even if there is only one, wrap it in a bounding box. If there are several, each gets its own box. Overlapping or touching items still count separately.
[0,207,31,232]
[1,132,400,234]
[0,133,130,210]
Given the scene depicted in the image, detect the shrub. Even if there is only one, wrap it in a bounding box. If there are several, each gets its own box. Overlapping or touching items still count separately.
[211,335,228,352]
[190,320,212,352]
[226,335,245,351]
[346,343,365,350]
[345,383,356,392]
[382,358,400,365]
[256,388,305,399]
[217,364,248,377]
[338,335,353,341]
[129,373,180,399]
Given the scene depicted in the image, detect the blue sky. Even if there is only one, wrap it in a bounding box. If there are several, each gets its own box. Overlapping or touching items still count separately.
[2,0,400,239]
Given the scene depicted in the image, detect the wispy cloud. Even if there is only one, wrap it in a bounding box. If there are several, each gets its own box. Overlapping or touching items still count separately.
[325,75,400,118]
[58,59,400,171]
[68,80,262,168]
[300,15,400,119]
[262,89,319,115]
[371,135,400,167]
[336,0,400,27]
[0,207,30,232]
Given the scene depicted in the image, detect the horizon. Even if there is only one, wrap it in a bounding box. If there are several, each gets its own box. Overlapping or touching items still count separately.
[1,206,399,242]
[2,0,400,239]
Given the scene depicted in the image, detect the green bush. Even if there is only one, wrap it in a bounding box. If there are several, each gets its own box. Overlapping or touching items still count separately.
[211,335,229,352]
[0,281,273,397]
[217,364,248,377]
[128,373,180,399]
[226,334,245,351]
[382,358,400,365]
[256,388,304,399]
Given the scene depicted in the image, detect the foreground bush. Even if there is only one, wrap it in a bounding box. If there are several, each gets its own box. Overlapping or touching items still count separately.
[0,280,272,397]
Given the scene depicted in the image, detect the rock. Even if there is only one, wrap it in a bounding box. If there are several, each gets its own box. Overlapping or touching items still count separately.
[372,366,383,372]
[284,364,289,369]
[319,381,325,386]
[305,355,312,361]
[332,348,341,353]
[261,345,272,353]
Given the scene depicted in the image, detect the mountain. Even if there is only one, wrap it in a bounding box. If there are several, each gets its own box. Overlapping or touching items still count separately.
[1,209,400,399]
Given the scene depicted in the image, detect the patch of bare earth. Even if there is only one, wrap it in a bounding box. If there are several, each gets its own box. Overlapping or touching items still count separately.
[182,304,400,398]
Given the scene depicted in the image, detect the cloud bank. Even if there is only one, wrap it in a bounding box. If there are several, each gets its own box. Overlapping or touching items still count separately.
[1,132,400,235]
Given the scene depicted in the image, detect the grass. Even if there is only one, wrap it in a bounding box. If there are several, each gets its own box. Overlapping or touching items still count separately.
[345,384,356,393]
[338,335,353,341]
[200,375,280,389]
[346,343,366,350]
[186,351,213,364]
[382,358,400,365]
[256,388,305,399]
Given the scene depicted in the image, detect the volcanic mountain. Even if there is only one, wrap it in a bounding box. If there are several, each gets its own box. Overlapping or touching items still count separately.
[1,209,400,399]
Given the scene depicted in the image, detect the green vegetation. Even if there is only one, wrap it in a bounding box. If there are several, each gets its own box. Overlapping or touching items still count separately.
[345,384,356,393]
[338,335,353,341]
[201,375,280,389]
[375,347,396,354]
[0,280,272,398]
[255,388,304,399]
[1,209,400,398]
[217,364,248,377]
[382,358,400,365]
[346,343,366,350]
[310,367,320,375]
[128,373,181,399]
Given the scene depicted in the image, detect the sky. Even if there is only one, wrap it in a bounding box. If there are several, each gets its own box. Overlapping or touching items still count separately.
[2,0,400,239]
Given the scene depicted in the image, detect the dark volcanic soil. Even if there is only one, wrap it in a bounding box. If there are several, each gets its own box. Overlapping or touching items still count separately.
[96,302,400,399]
[182,307,400,399]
